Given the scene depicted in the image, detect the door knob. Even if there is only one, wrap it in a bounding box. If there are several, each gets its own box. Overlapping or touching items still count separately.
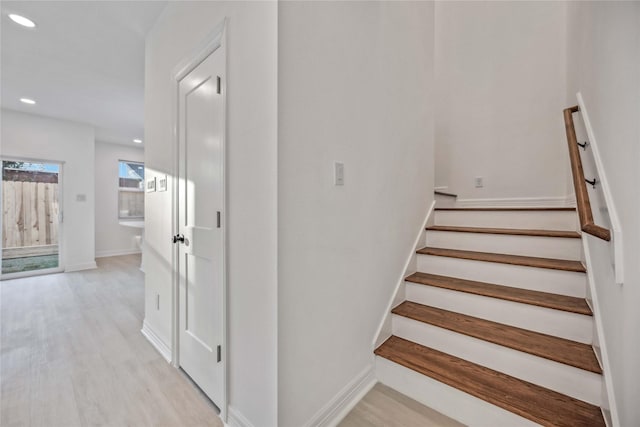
[172,234,185,244]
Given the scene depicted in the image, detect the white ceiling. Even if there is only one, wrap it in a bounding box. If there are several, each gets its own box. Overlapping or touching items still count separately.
[1,1,168,147]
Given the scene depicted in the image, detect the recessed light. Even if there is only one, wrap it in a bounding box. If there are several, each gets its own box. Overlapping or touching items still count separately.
[20,98,36,105]
[8,14,36,28]
[133,139,142,144]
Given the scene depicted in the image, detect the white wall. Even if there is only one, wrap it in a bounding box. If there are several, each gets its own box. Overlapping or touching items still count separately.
[566,3,640,425]
[278,2,435,426]
[1,109,96,271]
[144,2,277,425]
[94,141,144,258]
[434,1,570,202]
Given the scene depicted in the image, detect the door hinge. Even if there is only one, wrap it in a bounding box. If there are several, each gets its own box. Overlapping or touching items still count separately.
[216,76,221,94]
[217,211,221,228]
[217,345,222,363]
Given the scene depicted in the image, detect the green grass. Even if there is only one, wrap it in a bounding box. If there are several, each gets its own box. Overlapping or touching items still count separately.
[1,255,59,275]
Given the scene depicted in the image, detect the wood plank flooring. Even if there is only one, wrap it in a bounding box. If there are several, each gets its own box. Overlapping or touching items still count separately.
[0,255,223,427]
[339,383,465,427]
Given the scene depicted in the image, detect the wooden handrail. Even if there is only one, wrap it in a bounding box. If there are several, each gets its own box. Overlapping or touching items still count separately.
[563,106,611,241]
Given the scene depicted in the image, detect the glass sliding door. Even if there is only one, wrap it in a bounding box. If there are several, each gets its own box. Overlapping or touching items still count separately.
[1,159,63,278]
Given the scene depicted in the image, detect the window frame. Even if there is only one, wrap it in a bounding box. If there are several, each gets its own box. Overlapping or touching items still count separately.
[118,159,145,220]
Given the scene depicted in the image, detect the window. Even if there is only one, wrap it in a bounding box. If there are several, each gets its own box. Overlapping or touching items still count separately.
[118,160,144,219]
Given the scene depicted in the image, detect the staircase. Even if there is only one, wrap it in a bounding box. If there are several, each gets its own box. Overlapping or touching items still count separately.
[374,206,606,426]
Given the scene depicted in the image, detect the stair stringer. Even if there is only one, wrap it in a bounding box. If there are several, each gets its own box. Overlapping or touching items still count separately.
[372,200,436,350]
[583,236,619,427]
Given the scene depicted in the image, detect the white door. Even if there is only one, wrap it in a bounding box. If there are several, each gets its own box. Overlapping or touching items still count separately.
[177,44,225,407]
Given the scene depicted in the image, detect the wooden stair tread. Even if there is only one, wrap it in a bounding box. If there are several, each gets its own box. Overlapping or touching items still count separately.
[375,336,605,427]
[417,247,586,272]
[392,301,601,373]
[434,190,458,198]
[434,207,576,211]
[426,225,581,238]
[405,272,592,315]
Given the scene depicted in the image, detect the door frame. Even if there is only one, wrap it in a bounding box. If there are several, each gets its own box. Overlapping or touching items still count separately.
[0,155,65,280]
[170,18,228,420]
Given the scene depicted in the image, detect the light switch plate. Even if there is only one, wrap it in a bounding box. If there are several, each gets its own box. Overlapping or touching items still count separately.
[334,162,344,186]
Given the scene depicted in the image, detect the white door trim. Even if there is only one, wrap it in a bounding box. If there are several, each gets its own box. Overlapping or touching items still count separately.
[170,18,228,421]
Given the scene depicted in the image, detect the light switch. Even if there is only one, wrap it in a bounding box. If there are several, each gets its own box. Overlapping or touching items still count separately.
[76,194,87,202]
[334,162,344,186]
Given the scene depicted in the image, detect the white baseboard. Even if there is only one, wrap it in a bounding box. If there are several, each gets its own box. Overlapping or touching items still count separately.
[228,406,255,427]
[95,248,141,258]
[455,196,573,208]
[304,365,376,427]
[65,261,98,272]
[141,320,172,362]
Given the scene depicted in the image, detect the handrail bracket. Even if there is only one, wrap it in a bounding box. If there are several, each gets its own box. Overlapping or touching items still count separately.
[577,141,590,151]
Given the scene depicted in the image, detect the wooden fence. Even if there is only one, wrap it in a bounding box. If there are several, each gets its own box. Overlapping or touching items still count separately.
[2,180,59,249]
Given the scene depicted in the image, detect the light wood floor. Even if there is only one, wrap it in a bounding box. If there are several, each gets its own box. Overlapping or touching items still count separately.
[339,383,465,427]
[1,255,223,427]
[2,255,462,427]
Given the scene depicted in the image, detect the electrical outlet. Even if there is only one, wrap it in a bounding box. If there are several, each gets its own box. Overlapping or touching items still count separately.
[475,176,484,188]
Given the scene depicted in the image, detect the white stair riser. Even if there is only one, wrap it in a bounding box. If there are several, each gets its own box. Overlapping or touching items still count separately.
[435,194,457,208]
[376,356,539,427]
[417,254,586,298]
[405,284,593,344]
[392,315,602,405]
[434,210,577,231]
[426,231,582,260]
